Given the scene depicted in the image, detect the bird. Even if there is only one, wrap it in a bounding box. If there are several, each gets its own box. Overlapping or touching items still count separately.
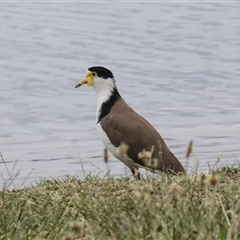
[75,66,185,178]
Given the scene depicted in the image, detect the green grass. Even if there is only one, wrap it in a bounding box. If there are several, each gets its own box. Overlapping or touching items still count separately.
[1,166,240,240]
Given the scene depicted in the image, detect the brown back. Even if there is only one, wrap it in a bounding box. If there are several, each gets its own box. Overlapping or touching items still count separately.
[100,97,185,174]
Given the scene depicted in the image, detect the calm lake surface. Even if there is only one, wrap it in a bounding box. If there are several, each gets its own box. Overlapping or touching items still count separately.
[1,2,240,188]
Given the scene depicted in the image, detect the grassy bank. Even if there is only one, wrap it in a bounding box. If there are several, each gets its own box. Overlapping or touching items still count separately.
[0,166,240,240]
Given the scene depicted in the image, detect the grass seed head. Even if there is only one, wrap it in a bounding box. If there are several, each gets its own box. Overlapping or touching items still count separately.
[117,142,129,158]
[72,221,81,233]
[145,158,159,170]
[206,173,221,186]
[138,146,159,170]
[103,148,109,163]
[186,140,194,158]
[169,182,180,197]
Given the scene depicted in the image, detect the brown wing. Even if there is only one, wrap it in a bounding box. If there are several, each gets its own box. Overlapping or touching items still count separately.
[100,98,185,174]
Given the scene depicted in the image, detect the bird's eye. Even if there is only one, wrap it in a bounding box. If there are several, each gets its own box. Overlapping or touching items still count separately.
[92,72,96,76]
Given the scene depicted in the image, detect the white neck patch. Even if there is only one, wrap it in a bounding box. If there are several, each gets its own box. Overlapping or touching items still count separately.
[92,76,116,118]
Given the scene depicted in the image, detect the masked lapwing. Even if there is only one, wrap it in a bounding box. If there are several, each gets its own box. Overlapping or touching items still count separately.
[75,66,185,178]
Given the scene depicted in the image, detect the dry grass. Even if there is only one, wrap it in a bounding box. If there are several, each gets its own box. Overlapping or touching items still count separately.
[0,166,240,240]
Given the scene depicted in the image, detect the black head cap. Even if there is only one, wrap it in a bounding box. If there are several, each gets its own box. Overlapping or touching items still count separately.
[88,66,114,79]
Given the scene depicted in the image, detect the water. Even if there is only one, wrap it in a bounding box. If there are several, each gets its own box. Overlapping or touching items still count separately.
[1,2,240,188]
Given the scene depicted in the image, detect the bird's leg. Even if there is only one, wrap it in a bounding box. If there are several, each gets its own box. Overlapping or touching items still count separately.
[131,168,141,180]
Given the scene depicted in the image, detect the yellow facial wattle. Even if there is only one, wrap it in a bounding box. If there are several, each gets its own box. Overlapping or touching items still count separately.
[75,70,94,88]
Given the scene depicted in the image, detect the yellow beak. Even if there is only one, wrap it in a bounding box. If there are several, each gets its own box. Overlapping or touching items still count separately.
[75,70,94,88]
